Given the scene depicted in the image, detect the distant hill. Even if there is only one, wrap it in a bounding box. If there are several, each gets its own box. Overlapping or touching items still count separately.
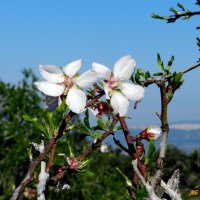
[103,123,200,153]
[130,121,200,131]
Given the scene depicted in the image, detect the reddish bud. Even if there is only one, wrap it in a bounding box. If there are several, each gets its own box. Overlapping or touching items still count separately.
[97,102,112,114]
[53,165,63,175]
[136,142,145,156]
[139,125,162,140]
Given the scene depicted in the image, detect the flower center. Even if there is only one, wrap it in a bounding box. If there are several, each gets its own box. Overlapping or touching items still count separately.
[104,76,118,89]
[62,77,75,94]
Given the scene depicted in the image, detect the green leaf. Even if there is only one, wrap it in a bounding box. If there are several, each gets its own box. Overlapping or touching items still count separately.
[76,122,92,136]
[137,68,145,77]
[67,141,74,157]
[182,16,191,20]
[167,56,174,71]
[77,170,94,177]
[130,74,135,82]
[84,109,90,129]
[23,114,33,122]
[98,81,104,87]
[151,13,167,20]
[135,186,148,200]
[97,118,107,130]
[145,71,151,79]
[169,7,179,14]
[113,125,122,132]
[116,167,132,187]
[157,54,167,74]
[135,72,141,84]
[172,72,184,91]
[145,140,155,165]
[23,114,46,135]
[153,72,163,76]
[94,130,101,142]
[177,3,186,12]
[106,116,111,127]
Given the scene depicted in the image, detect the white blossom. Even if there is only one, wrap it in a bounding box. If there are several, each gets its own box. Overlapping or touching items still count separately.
[100,143,109,153]
[34,59,97,114]
[147,125,162,140]
[92,55,145,116]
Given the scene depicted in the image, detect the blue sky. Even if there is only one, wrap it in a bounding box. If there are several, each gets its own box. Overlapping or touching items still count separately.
[0,0,199,126]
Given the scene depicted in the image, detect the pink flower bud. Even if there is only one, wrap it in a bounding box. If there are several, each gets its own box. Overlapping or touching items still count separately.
[139,125,161,140]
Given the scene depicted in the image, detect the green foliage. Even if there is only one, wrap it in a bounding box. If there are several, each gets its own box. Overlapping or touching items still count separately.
[151,2,199,23]
[0,69,42,196]
[171,72,184,92]
[134,186,147,200]
[144,140,155,165]
[47,133,133,200]
[83,109,91,129]
[157,54,175,75]
[132,68,151,85]
[23,101,68,139]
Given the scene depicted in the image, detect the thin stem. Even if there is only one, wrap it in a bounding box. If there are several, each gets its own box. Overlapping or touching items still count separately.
[113,137,130,154]
[151,81,169,189]
[141,62,200,87]
[51,118,118,183]
[118,115,147,189]
[165,61,200,79]
[11,93,104,200]
[78,117,118,161]
[46,142,57,173]
[11,137,57,200]
[167,11,200,23]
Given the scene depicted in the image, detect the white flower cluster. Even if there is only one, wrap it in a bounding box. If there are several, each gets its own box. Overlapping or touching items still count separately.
[34,55,145,117]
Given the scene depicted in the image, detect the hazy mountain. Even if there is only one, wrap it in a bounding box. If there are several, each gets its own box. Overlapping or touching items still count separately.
[104,121,200,153]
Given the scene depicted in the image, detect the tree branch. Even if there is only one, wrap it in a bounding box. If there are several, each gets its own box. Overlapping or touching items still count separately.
[132,160,161,200]
[151,81,169,189]
[166,11,200,23]
[11,92,105,200]
[117,115,147,192]
[51,117,118,183]
[141,62,200,87]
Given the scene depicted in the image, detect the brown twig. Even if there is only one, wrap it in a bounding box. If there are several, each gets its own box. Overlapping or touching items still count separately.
[113,137,130,154]
[11,137,57,200]
[141,62,200,87]
[166,11,200,23]
[11,110,75,200]
[77,117,118,161]
[46,142,57,173]
[166,61,200,79]
[117,115,147,195]
[11,91,105,200]
[151,81,169,189]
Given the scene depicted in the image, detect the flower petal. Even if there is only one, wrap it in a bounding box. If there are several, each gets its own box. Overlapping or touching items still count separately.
[110,92,129,117]
[76,70,97,88]
[103,82,112,99]
[92,62,111,80]
[121,82,145,101]
[62,59,82,78]
[147,125,162,140]
[39,65,65,83]
[113,55,136,81]
[34,81,64,97]
[66,88,86,113]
